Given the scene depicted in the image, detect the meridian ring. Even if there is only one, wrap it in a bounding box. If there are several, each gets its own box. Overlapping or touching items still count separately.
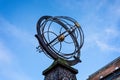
[35,16,84,65]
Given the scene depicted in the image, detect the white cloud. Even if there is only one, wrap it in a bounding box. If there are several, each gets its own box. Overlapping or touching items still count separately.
[0,41,32,80]
[105,28,116,35]
[105,27,119,37]
[85,26,120,53]
[55,0,90,11]
[95,40,120,53]
[1,70,32,80]
[6,26,36,46]
[95,28,120,53]
[109,0,120,17]
[0,17,33,80]
[84,0,120,52]
[0,41,13,64]
[0,16,37,47]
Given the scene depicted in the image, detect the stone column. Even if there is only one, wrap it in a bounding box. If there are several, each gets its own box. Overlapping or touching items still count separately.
[43,59,78,80]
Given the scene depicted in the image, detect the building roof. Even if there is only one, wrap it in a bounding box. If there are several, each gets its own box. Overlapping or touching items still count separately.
[88,56,120,80]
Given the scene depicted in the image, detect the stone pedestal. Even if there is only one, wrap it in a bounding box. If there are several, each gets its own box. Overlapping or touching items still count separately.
[43,59,78,80]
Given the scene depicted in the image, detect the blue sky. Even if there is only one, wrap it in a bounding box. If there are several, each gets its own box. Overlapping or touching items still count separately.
[0,0,120,80]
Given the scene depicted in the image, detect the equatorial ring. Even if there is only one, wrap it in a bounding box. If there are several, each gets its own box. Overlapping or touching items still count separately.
[35,16,84,66]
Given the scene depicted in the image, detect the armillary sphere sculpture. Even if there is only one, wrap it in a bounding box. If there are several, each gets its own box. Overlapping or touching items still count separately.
[35,16,84,66]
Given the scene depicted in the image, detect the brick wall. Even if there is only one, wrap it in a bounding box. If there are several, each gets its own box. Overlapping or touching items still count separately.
[87,57,120,80]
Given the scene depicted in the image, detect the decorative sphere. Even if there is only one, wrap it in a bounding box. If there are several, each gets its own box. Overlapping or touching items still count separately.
[58,35,65,42]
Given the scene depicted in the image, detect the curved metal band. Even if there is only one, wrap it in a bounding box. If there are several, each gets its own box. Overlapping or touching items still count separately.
[35,16,84,66]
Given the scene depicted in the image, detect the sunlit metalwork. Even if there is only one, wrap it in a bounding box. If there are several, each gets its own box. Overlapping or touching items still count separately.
[35,16,84,66]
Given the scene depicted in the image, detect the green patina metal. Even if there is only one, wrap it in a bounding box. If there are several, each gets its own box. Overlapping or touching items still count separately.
[43,58,78,75]
[57,58,69,65]
[43,58,68,75]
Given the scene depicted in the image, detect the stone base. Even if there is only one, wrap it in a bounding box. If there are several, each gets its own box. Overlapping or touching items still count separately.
[43,59,78,80]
